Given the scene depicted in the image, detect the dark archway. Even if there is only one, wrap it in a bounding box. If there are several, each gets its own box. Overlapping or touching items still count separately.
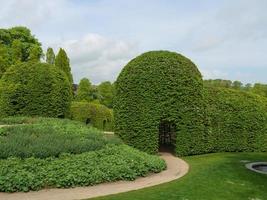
[86,118,91,125]
[159,120,176,152]
[103,120,107,130]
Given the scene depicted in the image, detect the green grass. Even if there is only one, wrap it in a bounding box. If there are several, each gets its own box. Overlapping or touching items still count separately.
[92,152,267,200]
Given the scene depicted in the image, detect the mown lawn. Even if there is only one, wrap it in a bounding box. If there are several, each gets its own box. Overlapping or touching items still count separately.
[92,152,267,200]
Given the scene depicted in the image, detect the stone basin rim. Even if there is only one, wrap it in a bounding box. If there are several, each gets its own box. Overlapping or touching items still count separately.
[245,162,267,175]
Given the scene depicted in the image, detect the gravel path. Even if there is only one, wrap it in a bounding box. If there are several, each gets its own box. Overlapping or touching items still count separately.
[0,152,189,200]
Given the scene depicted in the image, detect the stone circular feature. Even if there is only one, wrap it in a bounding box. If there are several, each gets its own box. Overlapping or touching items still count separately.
[246,162,267,175]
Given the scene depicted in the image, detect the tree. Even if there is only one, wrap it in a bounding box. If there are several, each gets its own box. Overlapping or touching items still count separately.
[55,48,73,84]
[76,78,93,102]
[98,81,115,108]
[0,26,42,77]
[232,81,242,89]
[0,44,10,78]
[251,83,267,97]
[46,47,55,65]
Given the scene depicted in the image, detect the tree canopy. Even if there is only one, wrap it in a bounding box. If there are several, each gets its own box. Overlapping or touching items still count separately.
[76,78,93,102]
[55,48,73,84]
[97,81,115,108]
[0,26,42,78]
[46,47,55,65]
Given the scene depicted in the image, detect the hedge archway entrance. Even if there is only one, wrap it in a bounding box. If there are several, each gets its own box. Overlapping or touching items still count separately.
[159,120,176,152]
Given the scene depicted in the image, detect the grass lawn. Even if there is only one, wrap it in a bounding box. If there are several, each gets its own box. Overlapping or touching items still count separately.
[92,152,267,200]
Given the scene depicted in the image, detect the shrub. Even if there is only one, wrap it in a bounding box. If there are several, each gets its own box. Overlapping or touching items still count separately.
[0,117,121,159]
[0,62,72,118]
[114,51,204,155]
[203,86,267,153]
[69,101,114,131]
[0,145,166,192]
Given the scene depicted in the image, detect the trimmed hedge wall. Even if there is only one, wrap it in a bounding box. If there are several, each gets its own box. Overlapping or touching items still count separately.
[0,62,72,118]
[204,86,267,153]
[69,101,114,131]
[114,51,204,155]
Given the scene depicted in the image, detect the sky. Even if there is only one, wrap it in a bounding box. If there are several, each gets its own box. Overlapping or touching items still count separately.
[0,0,267,84]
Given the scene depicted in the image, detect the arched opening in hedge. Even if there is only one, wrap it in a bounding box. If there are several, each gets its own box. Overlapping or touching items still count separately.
[158,120,176,152]
[86,118,91,125]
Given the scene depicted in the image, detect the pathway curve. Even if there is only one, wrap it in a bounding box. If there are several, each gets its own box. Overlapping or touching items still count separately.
[0,152,189,200]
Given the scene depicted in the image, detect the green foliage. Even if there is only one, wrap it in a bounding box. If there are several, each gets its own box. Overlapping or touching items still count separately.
[0,145,166,192]
[204,86,267,153]
[0,117,121,159]
[250,83,267,97]
[76,78,93,101]
[114,51,204,155]
[55,48,73,84]
[0,26,42,77]
[46,47,55,65]
[0,62,72,118]
[69,101,114,131]
[98,81,115,108]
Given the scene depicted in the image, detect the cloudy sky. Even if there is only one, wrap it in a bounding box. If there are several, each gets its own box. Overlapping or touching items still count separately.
[0,0,267,84]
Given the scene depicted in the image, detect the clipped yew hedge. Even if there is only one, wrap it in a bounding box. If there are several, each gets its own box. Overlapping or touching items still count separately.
[114,51,205,155]
[204,86,267,153]
[69,101,114,131]
[0,62,72,118]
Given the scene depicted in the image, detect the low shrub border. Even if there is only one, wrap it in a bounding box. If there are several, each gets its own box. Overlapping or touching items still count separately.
[0,145,166,192]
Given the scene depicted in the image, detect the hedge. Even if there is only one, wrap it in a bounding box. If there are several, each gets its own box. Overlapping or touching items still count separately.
[203,86,267,153]
[0,62,72,118]
[0,145,166,192]
[69,101,114,131]
[114,51,204,155]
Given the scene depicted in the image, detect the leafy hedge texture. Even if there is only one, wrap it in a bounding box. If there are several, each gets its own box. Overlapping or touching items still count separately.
[0,62,72,118]
[0,118,121,159]
[204,86,267,153]
[114,51,204,155]
[0,145,166,192]
[69,101,114,131]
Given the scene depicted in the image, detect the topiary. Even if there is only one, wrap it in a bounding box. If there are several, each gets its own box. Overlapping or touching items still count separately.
[114,51,205,155]
[69,101,114,131]
[0,62,72,118]
[204,86,267,153]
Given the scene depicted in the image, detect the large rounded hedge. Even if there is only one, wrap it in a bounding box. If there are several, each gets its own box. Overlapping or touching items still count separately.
[69,101,114,131]
[0,62,72,117]
[114,51,205,155]
[204,86,267,153]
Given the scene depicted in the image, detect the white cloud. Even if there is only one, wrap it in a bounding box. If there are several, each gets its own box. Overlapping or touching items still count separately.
[51,33,139,84]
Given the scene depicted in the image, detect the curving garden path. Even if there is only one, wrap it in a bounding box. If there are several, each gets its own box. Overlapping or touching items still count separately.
[0,152,189,200]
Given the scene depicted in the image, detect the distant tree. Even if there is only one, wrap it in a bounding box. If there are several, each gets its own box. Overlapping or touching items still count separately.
[76,78,93,102]
[11,39,23,63]
[0,26,42,77]
[251,83,267,97]
[204,79,232,88]
[232,81,242,90]
[55,48,73,84]
[97,81,115,108]
[244,83,252,91]
[46,47,55,65]
[0,44,10,78]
